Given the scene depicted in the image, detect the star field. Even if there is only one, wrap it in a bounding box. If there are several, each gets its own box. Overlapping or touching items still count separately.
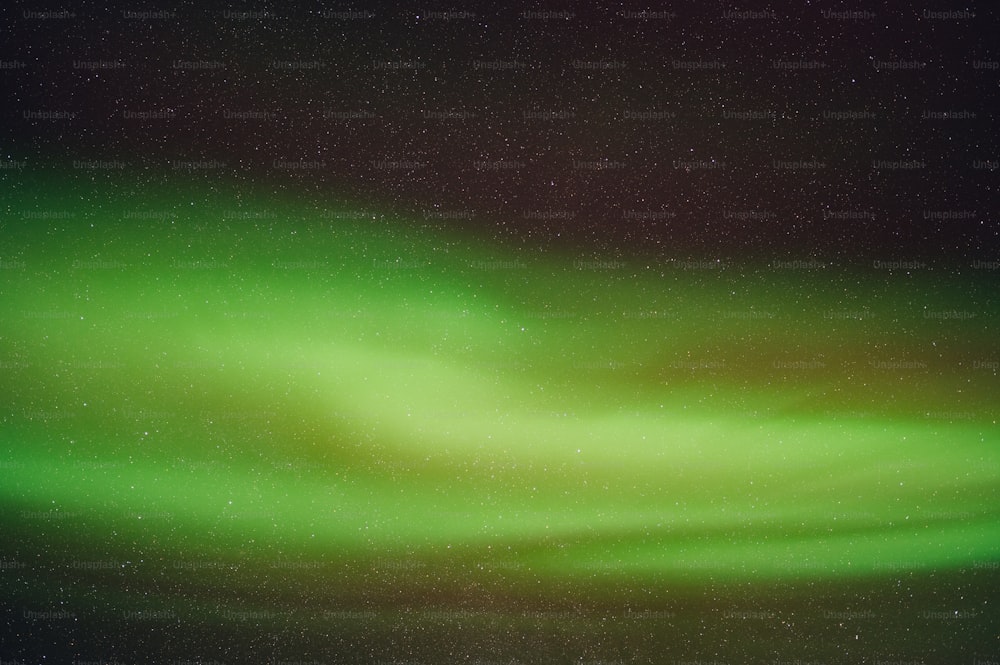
[1,3,998,664]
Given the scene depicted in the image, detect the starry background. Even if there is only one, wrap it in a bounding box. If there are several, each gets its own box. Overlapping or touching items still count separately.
[2,2,1000,664]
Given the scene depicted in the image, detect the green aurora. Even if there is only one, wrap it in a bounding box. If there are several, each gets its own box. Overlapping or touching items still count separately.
[2,176,999,625]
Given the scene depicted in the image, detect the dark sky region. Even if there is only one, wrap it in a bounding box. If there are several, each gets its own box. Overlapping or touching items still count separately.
[2,3,997,259]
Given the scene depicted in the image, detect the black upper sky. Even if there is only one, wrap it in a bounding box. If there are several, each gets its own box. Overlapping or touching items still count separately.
[2,2,997,259]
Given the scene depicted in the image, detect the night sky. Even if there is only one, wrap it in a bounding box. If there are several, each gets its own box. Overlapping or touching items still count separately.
[2,3,999,664]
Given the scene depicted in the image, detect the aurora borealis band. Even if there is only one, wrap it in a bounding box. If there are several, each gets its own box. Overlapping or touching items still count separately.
[2,172,999,661]
[4,2,1000,663]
